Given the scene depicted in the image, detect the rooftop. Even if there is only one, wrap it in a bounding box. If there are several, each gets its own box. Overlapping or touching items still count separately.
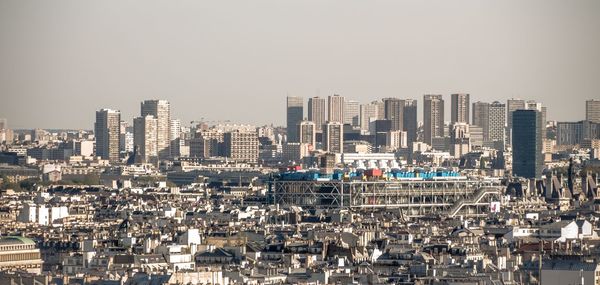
[0,236,36,246]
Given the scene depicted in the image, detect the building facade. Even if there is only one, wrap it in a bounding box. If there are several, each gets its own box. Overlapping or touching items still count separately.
[140,100,171,159]
[451,93,470,124]
[328,95,345,123]
[403,99,418,153]
[383,98,405,132]
[360,102,379,135]
[423,94,445,145]
[472,101,490,141]
[488,101,506,149]
[556,120,600,146]
[323,121,344,153]
[506,98,525,146]
[450,122,470,158]
[344,100,360,127]
[586,99,600,123]
[170,119,181,158]
[95,109,121,162]
[133,115,158,163]
[223,130,259,163]
[512,109,543,179]
[298,120,316,148]
[308,97,326,132]
[286,96,304,142]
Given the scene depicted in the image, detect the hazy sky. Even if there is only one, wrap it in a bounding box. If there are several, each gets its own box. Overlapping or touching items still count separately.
[1,0,599,129]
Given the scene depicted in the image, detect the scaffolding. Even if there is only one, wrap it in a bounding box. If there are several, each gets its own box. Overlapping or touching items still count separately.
[269,179,503,217]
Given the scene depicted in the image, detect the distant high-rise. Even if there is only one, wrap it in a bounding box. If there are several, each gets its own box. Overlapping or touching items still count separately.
[141,100,170,159]
[506,98,525,146]
[308,97,326,132]
[526,100,547,139]
[133,115,158,163]
[95,109,121,162]
[359,102,379,134]
[512,109,543,179]
[286,96,303,142]
[526,100,545,121]
[375,101,385,120]
[383,98,405,131]
[423,94,444,145]
[223,130,259,163]
[344,100,360,126]
[328,94,345,123]
[451,93,470,124]
[403,99,418,151]
[586,100,600,123]
[298,120,316,148]
[489,101,506,149]
[170,119,181,158]
[0,119,10,144]
[472,101,490,141]
[323,121,343,153]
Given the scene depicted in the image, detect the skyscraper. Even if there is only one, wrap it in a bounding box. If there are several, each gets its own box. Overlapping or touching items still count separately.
[308,97,326,132]
[383,98,405,131]
[506,98,526,146]
[403,99,418,151]
[423,94,444,145]
[298,120,316,148]
[375,100,385,120]
[133,115,158,163]
[0,120,11,145]
[488,101,506,149]
[170,119,181,158]
[451,93,470,124]
[323,121,343,153]
[359,102,379,134]
[526,100,547,140]
[472,101,490,141]
[141,100,171,159]
[95,109,121,162]
[586,99,600,123]
[286,96,303,143]
[328,94,345,123]
[512,109,543,179]
[344,100,360,126]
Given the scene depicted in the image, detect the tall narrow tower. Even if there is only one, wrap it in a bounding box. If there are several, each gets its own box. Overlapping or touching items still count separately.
[286,96,304,142]
[308,97,326,132]
[141,100,171,159]
[423,94,445,145]
[383,98,405,132]
[323,121,344,153]
[512,109,543,179]
[451,93,470,124]
[95,109,121,162]
[328,94,345,123]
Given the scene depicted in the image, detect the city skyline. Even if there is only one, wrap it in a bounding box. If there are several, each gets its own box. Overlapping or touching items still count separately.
[1,1,600,129]
[2,2,600,283]
[2,95,598,131]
